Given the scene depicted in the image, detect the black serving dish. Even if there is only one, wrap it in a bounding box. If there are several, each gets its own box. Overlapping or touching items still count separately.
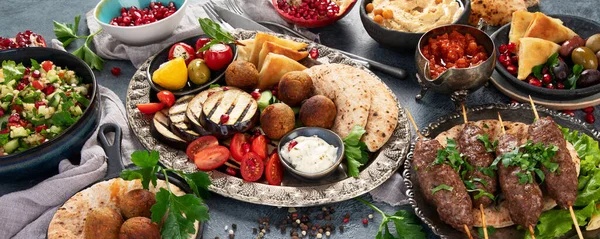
[492,15,600,100]
[146,35,237,96]
[359,0,471,49]
[0,47,100,180]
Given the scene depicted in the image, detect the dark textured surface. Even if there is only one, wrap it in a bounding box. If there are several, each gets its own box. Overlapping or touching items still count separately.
[1,0,599,238]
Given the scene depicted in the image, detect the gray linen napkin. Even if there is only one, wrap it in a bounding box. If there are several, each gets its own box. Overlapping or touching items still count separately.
[0,86,143,239]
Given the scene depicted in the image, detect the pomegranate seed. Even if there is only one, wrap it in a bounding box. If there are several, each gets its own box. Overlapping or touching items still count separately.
[583,107,594,114]
[499,54,510,63]
[220,114,229,124]
[251,90,261,99]
[557,82,565,89]
[0,129,8,134]
[19,119,29,128]
[223,86,229,91]
[507,42,517,52]
[24,68,31,75]
[585,113,595,124]
[242,142,251,154]
[542,73,552,84]
[288,141,298,151]
[499,44,508,54]
[35,124,48,133]
[0,108,4,118]
[44,85,55,95]
[32,70,41,78]
[309,48,319,59]
[510,99,519,104]
[562,110,575,117]
[225,167,237,176]
[16,83,25,90]
[511,55,519,65]
[546,83,554,89]
[506,65,517,75]
[542,67,549,75]
[111,67,121,76]
[271,89,277,97]
[343,218,349,223]
[8,113,20,123]
[34,101,46,109]
[362,218,369,225]
[528,78,542,87]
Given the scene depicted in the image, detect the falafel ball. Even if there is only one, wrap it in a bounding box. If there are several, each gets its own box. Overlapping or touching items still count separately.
[260,103,296,140]
[299,95,337,128]
[119,189,156,219]
[277,71,313,106]
[225,60,259,91]
[83,207,124,239]
[119,217,161,239]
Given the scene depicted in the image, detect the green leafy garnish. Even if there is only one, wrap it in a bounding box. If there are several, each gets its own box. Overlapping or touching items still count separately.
[531,52,559,80]
[30,59,40,71]
[434,138,464,171]
[197,18,244,52]
[493,140,558,184]
[209,83,221,88]
[2,60,26,83]
[477,134,498,153]
[477,226,497,238]
[343,125,369,177]
[431,184,453,195]
[120,150,211,239]
[566,64,584,90]
[53,15,104,70]
[356,197,425,239]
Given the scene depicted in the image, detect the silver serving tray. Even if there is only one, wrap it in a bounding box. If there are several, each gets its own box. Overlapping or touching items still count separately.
[403,103,600,238]
[126,30,411,207]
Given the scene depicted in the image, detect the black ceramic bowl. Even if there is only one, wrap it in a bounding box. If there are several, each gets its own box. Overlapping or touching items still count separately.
[0,47,100,180]
[147,35,237,96]
[492,15,600,100]
[359,0,471,49]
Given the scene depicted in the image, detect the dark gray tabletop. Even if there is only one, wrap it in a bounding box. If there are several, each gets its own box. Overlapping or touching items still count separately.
[1,0,598,238]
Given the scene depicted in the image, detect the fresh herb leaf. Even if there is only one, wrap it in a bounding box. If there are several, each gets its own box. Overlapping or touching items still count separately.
[54,17,103,70]
[131,150,160,167]
[0,133,9,145]
[529,200,598,239]
[209,83,221,88]
[477,226,497,238]
[151,188,210,239]
[532,53,559,80]
[53,15,82,47]
[30,59,40,71]
[172,170,212,200]
[50,111,76,127]
[343,125,369,177]
[72,92,90,107]
[357,197,425,239]
[197,18,243,52]
[431,184,453,195]
[477,134,497,153]
[532,64,544,81]
[2,60,26,83]
[566,64,584,90]
[72,30,104,70]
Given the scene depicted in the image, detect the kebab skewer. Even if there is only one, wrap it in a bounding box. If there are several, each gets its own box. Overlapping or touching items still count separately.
[527,96,583,239]
[496,113,541,239]
[406,111,474,239]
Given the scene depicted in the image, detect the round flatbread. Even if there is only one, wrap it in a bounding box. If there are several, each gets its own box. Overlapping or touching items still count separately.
[47,178,199,239]
[434,120,581,228]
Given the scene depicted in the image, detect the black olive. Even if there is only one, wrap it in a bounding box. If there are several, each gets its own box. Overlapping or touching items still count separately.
[577,69,600,88]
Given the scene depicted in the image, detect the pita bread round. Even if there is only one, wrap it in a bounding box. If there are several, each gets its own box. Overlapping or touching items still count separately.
[434,120,580,228]
[48,178,199,239]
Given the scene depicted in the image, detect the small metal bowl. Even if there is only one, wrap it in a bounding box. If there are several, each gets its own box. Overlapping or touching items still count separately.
[414,24,496,107]
[277,127,345,181]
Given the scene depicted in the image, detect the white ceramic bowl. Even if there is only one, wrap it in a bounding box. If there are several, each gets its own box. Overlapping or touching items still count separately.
[93,0,188,45]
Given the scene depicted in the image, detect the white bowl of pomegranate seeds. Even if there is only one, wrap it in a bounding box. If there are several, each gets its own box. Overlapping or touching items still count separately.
[94,0,188,45]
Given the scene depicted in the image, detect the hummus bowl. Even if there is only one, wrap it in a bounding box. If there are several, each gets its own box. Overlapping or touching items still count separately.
[360,0,471,49]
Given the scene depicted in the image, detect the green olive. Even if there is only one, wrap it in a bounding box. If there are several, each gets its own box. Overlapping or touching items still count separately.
[571,47,599,70]
[585,34,600,53]
[187,59,211,85]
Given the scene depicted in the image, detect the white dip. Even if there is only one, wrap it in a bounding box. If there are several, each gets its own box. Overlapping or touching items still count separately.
[281,136,338,174]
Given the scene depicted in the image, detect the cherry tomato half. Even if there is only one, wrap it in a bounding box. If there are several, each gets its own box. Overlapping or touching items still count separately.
[41,61,53,72]
[240,152,264,182]
[230,133,250,162]
[193,145,230,171]
[265,153,283,185]
[204,43,233,71]
[251,135,267,160]
[195,37,213,59]
[168,42,196,65]
[136,103,164,114]
[31,80,44,90]
[186,135,219,161]
[156,90,176,107]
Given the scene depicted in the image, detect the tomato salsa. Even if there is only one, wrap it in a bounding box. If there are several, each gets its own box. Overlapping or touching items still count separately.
[421,31,489,79]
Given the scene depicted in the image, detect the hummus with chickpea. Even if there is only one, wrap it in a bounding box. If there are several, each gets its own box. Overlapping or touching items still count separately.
[366,0,464,33]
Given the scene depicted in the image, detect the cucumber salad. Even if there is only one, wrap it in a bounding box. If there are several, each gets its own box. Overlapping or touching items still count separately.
[0,59,91,155]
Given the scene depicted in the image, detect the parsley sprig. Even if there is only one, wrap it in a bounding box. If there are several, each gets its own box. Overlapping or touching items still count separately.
[343,125,370,177]
[356,197,425,239]
[120,150,211,239]
[53,15,105,70]
[490,140,558,184]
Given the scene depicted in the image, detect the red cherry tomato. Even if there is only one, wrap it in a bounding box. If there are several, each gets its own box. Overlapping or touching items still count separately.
[265,153,283,185]
[195,37,213,58]
[204,43,233,71]
[240,152,264,182]
[156,90,176,107]
[41,61,53,72]
[230,133,250,162]
[31,80,43,90]
[168,42,195,65]
[136,103,164,114]
[193,145,230,171]
[251,135,267,160]
[186,135,219,161]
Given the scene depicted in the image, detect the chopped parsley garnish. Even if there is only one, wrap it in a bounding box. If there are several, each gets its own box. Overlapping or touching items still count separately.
[493,140,559,184]
[477,134,498,153]
[431,184,454,195]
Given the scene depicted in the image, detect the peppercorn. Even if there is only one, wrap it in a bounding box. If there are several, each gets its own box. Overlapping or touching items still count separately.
[253,228,258,234]
[232,224,237,230]
[344,213,350,218]
[339,225,344,232]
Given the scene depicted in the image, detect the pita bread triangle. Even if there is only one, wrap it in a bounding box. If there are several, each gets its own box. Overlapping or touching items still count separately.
[517,37,560,80]
[523,12,578,44]
[258,41,308,70]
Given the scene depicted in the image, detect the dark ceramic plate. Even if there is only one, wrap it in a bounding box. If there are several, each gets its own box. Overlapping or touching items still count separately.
[492,15,600,100]
[359,0,471,49]
[403,104,600,239]
[0,47,100,180]
[146,35,237,96]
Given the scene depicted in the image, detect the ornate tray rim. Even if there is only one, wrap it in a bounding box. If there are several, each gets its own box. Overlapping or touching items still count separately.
[402,103,600,238]
[125,30,412,207]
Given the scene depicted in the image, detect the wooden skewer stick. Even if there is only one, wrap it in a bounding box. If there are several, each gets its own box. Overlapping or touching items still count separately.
[224,162,240,169]
[408,110,473,238]
[529,226,536,239]
[462,104,468,124]
[528,96,583,239]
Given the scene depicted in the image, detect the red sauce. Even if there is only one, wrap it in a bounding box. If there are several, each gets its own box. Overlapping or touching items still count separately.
[421,31,489,79]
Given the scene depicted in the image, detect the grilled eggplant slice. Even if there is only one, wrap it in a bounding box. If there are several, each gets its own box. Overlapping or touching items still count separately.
[186,87,224,135]
[199,88,259,139]
[169,95,200,142]
[151,109,187,149]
